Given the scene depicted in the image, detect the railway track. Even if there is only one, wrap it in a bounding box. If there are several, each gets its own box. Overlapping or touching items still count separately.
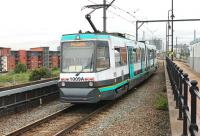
[6,102,113,136]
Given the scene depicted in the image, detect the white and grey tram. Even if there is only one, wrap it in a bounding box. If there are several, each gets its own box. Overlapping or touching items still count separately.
[58,33,157,103]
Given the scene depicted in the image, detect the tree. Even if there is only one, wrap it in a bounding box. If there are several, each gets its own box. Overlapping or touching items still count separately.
[29,67,51,81]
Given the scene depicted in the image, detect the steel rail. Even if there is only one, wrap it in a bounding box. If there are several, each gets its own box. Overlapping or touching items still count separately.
[6,102,113,136]
[54,102,113,136]
[6,105,75,136]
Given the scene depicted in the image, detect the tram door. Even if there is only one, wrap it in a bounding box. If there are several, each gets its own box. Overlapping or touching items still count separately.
[128,47,134,79]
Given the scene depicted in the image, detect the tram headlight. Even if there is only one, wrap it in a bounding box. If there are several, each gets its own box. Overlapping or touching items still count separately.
[89,81,94,87]
[61,82,65,87]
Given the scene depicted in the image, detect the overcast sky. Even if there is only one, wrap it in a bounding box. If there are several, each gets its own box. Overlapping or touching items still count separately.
[0,0,200,50]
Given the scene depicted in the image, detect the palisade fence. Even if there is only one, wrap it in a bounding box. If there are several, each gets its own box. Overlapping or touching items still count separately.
[166,57,200,136]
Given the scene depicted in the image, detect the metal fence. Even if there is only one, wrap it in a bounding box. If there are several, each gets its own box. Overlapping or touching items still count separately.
[0,80,59,116]
[166,57,200,136]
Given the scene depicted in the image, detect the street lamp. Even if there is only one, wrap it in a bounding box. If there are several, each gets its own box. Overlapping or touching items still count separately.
[168,7,175,61]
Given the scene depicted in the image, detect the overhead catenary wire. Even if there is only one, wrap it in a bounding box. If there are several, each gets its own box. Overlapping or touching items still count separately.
[85,0,135,24]
[85,0,154,37]
[106,0,155,35]
[110,4,137,19]
[108,10,135,24]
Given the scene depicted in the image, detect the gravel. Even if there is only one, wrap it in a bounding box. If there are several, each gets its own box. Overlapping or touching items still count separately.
[70,61,171,136]
[0,61,171,136]
[0,100,70,135]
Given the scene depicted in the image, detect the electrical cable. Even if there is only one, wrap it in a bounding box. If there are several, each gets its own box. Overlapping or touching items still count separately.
[85,0,153,36]
[106,0,155,34]
[85,0,135,24]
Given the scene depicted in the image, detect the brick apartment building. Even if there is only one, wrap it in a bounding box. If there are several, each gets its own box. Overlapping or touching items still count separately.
[30,47,50,68]
[49,51,60,68]
[0,47,11,72]
[0,47,60,72]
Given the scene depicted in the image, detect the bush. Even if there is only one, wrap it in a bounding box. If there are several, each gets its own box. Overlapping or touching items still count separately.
[14,63,27,73]
[154,95,168,111]
[52,67,59,71]
[39,67,51,78]
[51,67,60,77]
[29,67,51,81]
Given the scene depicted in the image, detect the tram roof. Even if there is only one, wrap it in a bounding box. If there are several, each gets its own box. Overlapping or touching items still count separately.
[61,33,133,42]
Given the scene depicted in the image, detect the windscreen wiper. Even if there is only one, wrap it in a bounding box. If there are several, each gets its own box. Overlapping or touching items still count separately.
[75,55,93,76]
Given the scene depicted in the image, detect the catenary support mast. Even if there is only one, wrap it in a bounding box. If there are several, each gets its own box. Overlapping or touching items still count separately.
[103,0,106,32]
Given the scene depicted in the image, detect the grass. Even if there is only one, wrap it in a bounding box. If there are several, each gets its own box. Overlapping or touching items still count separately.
[154,94,168,111]
[51,69,60,77]
[0,68,60,87]
[0,71,30,87]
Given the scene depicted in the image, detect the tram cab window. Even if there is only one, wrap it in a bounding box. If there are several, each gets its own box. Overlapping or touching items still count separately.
[114,47,127,67]
[96,41,110,71]
[61,41,95,73]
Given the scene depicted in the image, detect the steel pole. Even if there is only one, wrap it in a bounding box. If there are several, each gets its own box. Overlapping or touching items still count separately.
[168,10,171,56]
[176,37,177,58]
[136,21,138,41]
[103,0,106,32]
[166,23,168,55]
[171,0,174,61]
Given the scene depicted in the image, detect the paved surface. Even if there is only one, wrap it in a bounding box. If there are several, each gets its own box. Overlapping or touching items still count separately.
[175,60,200,136]
[165,61,182,136]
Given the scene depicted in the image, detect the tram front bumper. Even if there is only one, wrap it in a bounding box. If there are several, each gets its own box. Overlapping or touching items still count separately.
[59,88,101,103]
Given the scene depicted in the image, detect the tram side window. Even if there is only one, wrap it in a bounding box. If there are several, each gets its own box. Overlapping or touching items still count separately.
[148,49,152,59]
[152,50,155,59]
[115,48,121,67]
[141,48,145,61]
[121,47,127,65]
[96,42,110,71]
[135,48,141,63]
[154,50,157,58]
[150,50,154,59]
[133,48,137,63]
[114,47,127,67]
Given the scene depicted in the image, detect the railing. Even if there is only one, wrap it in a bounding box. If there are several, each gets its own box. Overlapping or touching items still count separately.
[0,79,59,116]
[166,57,199,136]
